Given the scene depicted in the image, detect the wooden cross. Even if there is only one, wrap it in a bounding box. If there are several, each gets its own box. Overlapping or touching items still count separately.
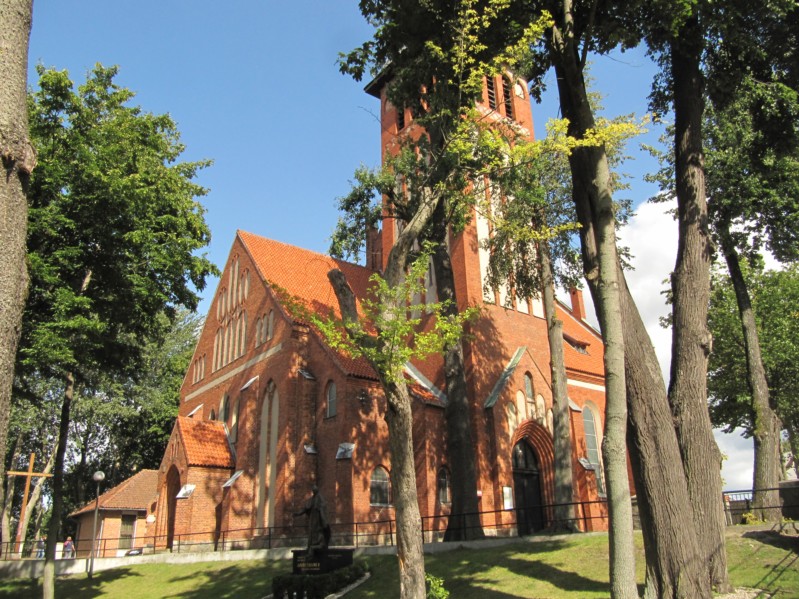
[6,453,53,554]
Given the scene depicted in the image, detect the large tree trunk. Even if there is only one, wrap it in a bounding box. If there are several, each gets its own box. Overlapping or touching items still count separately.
[537,240,576,531]
[384,381,426,598]
[618,273,708,599]
[718,223,781,522]
[327,192,440,599]
[427,207,484,542]
[43,372,74,599]
[551,21,637,595]
[549,5,709,595]
[0,0,34,522]
[668,19,731,591]
[1,433,21,553]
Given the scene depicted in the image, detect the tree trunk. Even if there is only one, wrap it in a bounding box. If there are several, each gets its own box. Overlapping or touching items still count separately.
[0,0,34,520]
[327,191,440,599]
[427,207,484,542]
[718,223,782,522]
[384,381,427,598]
[15,451,55,554]
[537,240,576,531]
[43,372,75,599]
[669,19,731,591]
[1,433,21,553]
[618,272,709,599]
[549,5,709,595]
[550,25,637,594]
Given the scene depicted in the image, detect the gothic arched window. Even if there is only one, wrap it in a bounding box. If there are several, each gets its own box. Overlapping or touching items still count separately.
[370,467,391,506]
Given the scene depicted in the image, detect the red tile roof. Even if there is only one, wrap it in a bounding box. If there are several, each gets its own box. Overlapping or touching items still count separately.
[237,230,605,382]
[238,230,379,379]
[69,469,158,517]
[177,417,234,468]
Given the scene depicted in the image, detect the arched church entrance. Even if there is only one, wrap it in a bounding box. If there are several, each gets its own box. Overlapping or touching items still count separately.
[512,440,545,535]
[165,466,181,549]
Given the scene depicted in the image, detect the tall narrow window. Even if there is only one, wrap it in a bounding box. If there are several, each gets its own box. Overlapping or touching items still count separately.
[229,397,240,443]
[220,395,229,424]
[486,76,497,110]
[397,106,405,131]
[502,77,514,119]
[326,381,337,418]
[370,467,391,506]
[582,406,606,495]
[267,309,275,340]
[507,402,519,437]
[524,373,535,419]
[239,312,247,356]
[437,468,451,505]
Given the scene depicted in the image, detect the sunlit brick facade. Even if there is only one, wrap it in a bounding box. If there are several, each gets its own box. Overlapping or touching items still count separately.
[113,73,612,550]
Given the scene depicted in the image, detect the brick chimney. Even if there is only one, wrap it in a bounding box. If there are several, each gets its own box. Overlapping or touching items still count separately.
[569,287,586,321]
[365,225,383,271]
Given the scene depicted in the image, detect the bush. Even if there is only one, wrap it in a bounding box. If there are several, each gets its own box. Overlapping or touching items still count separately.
[742,512,763,525]
[426,573,449,599]
[272,560,369,599]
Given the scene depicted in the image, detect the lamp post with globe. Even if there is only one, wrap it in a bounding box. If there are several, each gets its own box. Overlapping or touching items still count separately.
[88,470,105,579]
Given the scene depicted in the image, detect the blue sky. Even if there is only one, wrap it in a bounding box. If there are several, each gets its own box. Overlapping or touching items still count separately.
[27,1,755,490]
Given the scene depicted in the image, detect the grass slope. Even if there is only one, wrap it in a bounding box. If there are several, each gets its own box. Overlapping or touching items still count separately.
[0,529,795,598]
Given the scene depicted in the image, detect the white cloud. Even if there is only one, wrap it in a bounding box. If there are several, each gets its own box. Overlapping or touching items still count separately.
[577,199,755,491]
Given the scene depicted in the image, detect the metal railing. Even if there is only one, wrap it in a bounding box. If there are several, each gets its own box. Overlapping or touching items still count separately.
[1,486,794,561]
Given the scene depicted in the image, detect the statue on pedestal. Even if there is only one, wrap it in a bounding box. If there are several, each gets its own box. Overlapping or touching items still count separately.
[294,485,331,552]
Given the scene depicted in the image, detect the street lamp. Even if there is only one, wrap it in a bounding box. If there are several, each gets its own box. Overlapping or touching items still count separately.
[88,470,105,580]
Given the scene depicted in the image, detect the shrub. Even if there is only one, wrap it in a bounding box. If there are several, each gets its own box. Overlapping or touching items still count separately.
[426,573,449,599]
[741,512,763,525]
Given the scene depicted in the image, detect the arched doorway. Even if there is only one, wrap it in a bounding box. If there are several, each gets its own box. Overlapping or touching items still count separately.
[165,466,181,549]
[512,440,545,534]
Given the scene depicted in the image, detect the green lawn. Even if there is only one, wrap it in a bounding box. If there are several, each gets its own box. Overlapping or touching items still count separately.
[0,529,795,598]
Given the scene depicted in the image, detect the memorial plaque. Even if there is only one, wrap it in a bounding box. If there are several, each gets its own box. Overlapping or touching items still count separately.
[292,548,354,575]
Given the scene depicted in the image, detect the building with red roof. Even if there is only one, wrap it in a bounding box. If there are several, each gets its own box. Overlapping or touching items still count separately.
[69,469,158,557]
[118,71,613,551]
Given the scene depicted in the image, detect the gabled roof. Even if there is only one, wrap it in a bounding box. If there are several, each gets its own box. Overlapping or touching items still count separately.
[177,417,235,468]
[69,469,158,517]
[238,230,378,379]
[556,302,605,379]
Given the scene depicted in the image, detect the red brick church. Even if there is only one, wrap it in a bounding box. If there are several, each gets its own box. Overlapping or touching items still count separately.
[82,72,611,552]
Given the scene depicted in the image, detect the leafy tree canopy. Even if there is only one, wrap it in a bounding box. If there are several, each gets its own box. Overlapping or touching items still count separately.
[708,263,799,438]
[19,64,218,386]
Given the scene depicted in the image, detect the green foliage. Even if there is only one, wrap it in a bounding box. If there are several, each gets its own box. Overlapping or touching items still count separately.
[15,63,217,535]
[314,244,478,384]
[707,264,799,446]
[21,63,218,383]
[425,573,450,599]
[741,512,763,526]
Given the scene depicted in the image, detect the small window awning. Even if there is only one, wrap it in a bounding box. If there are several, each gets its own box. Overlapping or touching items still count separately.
[241,376,259,391]
[176,484,196,499]
[336,443,355,460]
[222,470,244,488]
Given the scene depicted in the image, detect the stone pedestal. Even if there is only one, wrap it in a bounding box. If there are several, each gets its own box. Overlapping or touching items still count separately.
[291,548,353,575]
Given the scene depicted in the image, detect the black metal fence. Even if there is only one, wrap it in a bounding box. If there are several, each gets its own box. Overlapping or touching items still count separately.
[1,485,795,561]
